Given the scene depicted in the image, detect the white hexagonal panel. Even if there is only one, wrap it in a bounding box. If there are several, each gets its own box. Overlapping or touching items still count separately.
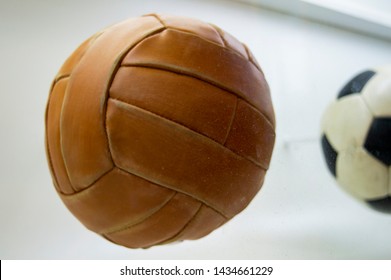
[321,94,373,152]
[337,147,388,200]
[362,67,391,117]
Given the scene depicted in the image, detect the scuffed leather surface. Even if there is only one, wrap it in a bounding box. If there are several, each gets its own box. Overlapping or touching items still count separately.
[46,14,275,248]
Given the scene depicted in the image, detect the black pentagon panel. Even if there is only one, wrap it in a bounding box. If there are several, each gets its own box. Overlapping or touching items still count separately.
[366,196,391,214]
[337,70,376,99]
[321,134,338,177]
[364,118,391,166]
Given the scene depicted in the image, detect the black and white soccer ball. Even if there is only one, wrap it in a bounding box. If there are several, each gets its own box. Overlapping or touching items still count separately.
[321,66,391,213]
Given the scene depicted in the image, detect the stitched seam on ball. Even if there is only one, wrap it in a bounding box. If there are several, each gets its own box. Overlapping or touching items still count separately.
[243,43,263,74]
[356,94,375,147]
[120,63,275,143]
[58,32,107,192]
[148,14,167,28]
[209,23,227,47]
[99,234,122,247]
[114,165,229,219]
[145,14,227,49]
[101,206,227,249]
[80,167,115,194]
[101,191,177,235]
[171,23,249,59]
[155,204,230,245]
[100,233,142,249]
[54,74,71,84]
[60,81,80,192]
[102,27,167,170]
[223,97,238,146]
[54,31,104,81]
[110,97,266,170]
[103,192,178,235]
[45,79,65,193]
[360,93,376,118]
[155,28,258,72]
[209,23,252,62]
[59,166,115,197]
[155,204,227,246]
[154,203,204,246]
[46,76,77,194]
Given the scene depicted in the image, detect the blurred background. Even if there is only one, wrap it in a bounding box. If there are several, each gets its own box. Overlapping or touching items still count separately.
[1,0,391,259]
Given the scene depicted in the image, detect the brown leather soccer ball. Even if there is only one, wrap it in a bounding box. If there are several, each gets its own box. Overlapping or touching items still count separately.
[45,14,275,249]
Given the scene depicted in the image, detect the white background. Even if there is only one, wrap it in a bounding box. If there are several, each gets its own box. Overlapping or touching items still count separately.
[1,0,391,259]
